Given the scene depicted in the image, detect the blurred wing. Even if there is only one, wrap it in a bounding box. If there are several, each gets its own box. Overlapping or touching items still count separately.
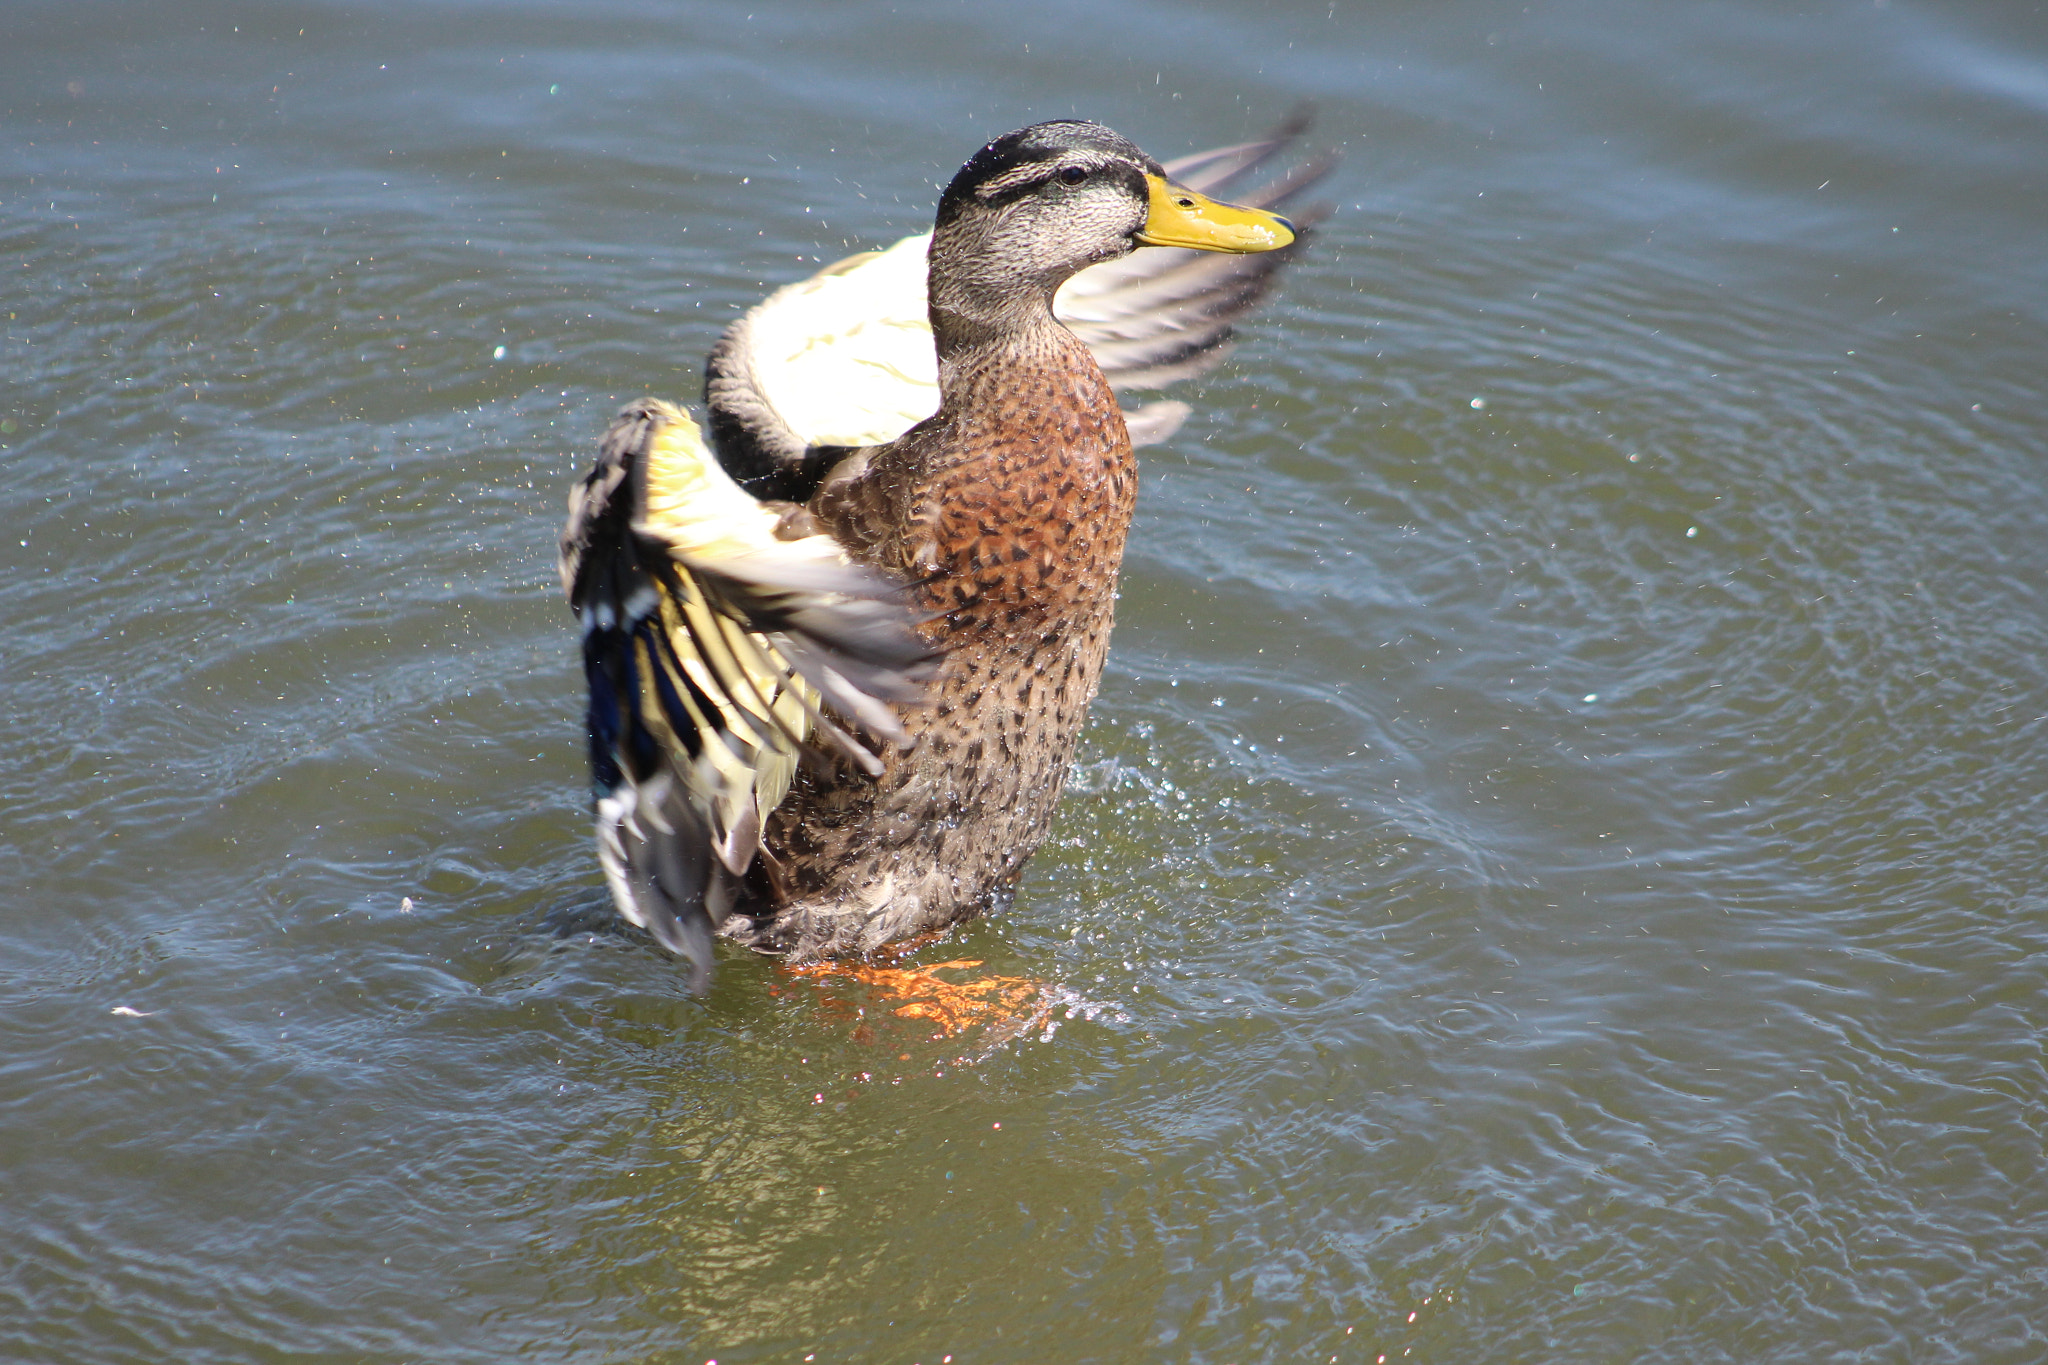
[559,398,935,990]
[1055,111,1338,392]
[703,110,1336,496]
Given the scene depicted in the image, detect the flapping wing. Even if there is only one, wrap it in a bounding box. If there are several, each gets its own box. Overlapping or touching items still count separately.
[703,111,1336,498]
[560,398,935,990]
[1055,107,1337,392]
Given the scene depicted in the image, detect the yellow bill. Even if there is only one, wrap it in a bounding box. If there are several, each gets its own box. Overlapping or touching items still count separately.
[1134,173,1296,253]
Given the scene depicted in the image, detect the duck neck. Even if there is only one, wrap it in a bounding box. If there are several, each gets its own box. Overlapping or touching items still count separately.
[924,216,1077,387]
[928,281,1063,387]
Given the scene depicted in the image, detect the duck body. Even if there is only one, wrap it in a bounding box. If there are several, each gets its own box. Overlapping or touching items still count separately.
[728,320,1137,957]
[561,118,1318,987]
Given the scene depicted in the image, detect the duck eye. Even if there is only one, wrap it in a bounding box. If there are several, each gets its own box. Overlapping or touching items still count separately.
[1058,165,1087,186]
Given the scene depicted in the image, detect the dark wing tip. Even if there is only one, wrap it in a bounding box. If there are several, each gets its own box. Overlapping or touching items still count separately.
[1066,111,1337,394]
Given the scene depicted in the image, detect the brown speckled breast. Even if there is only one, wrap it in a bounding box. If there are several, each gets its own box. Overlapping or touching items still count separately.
[728,325,1136,958]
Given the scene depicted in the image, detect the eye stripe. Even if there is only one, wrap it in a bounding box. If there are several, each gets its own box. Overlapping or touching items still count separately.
[973,154,1124,202]
[974,164,1056,198]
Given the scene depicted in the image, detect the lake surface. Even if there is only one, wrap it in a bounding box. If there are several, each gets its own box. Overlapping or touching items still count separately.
[6,1,2047,1360]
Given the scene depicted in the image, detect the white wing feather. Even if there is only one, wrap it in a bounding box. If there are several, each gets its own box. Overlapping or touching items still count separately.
[742,235,941,449]
[740,232,1212,452]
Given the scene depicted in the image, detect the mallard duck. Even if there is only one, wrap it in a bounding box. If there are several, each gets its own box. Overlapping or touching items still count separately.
[560,117,1322,990]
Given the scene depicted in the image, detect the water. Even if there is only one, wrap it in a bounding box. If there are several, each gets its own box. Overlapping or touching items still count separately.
[6,1,2047,1360]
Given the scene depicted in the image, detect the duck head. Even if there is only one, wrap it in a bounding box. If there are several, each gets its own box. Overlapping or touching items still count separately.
[927,120,1295,341]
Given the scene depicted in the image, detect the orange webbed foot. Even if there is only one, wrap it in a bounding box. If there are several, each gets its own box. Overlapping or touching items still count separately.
[782,953,1050,1042]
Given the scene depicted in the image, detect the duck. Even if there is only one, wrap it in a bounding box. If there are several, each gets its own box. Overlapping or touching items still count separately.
[559,117,1325,991]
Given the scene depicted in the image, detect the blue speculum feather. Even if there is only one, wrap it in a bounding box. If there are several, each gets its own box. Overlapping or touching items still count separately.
[608,630,661,781]
[582,640,626,794]
[587,731,623,795]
